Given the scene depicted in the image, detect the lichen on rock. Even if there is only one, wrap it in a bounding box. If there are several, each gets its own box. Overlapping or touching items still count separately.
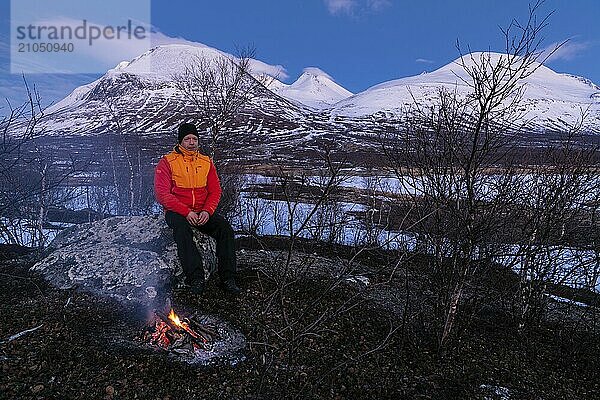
[32,215,216,302]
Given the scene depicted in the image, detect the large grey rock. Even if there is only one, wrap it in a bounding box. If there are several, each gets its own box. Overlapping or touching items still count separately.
[31,215,216,302]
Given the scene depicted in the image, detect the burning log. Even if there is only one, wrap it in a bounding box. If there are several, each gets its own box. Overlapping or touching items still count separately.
[185,317,218,339]
[144,308,220,355]
[155,310,184,333]
[155,310,210,349]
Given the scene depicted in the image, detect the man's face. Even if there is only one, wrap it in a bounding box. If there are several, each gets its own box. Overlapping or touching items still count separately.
[181,134,199,151]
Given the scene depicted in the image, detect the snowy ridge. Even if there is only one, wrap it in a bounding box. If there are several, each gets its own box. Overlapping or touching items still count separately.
[46,78,102,113]
[271,67,353,109]
[331,52,600,132]
[108,43,284,82]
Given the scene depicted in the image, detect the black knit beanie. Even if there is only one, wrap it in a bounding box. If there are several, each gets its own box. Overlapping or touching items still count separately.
[178,122,199,143]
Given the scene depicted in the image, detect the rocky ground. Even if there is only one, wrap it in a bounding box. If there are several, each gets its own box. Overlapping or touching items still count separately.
[1,241,600,400]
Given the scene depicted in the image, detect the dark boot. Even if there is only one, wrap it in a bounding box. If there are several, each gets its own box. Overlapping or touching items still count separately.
[189,280,205,296]
[220,278,241,295]
[185,275,205,296]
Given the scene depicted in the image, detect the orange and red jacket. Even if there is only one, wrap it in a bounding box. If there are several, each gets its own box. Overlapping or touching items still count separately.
[154,146,222,217]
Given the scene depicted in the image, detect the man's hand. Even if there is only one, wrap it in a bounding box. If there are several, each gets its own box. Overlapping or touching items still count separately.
[186,211,210,226]
[186,211,200,226]
[197,210,210,225]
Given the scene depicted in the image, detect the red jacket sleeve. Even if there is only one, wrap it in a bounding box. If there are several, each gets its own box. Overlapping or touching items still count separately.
[154,157,191,217]
[201,160,222,215]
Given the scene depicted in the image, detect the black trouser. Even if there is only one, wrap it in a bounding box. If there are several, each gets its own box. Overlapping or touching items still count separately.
[165,210,236,284]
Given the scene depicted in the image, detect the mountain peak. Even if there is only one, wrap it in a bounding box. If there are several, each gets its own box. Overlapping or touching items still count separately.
[272,67,352,109]
[105,44,226,78]
[299,67,334,80]
[102,43,286,83]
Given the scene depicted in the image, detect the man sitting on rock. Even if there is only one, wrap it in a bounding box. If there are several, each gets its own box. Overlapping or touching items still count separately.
[154,122,240,295]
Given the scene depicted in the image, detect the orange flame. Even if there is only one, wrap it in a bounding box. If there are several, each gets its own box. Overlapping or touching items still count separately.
[168,309,184,328]
[167,308,201,340]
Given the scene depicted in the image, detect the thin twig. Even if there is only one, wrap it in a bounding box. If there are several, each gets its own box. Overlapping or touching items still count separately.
[1,324,44,344]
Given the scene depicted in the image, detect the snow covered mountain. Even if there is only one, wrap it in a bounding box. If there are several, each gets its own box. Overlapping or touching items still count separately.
[34,47,600,140]
[330,52,600,133]
[45,43,288,113]
[40,44,310,135]
[270,67,353,109]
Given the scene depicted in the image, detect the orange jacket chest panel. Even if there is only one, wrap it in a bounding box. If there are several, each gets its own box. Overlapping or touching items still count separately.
[166,153,211,189]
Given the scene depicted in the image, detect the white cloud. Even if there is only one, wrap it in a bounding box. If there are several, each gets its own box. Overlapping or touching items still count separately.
[324,0,357,15]
[8,17,287,79]
[367,0,392,11]
[416,58,434,64]
[541,39,591,63]
[10,16,152,73]
[324,0,391,16]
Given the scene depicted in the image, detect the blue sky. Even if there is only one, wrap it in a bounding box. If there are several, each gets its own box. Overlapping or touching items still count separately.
[1,0,599,110]
[152,0,599,92]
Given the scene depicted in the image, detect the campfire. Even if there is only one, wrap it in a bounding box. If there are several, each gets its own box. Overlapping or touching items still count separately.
[144,307,219,356]
[138,299,246,366]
